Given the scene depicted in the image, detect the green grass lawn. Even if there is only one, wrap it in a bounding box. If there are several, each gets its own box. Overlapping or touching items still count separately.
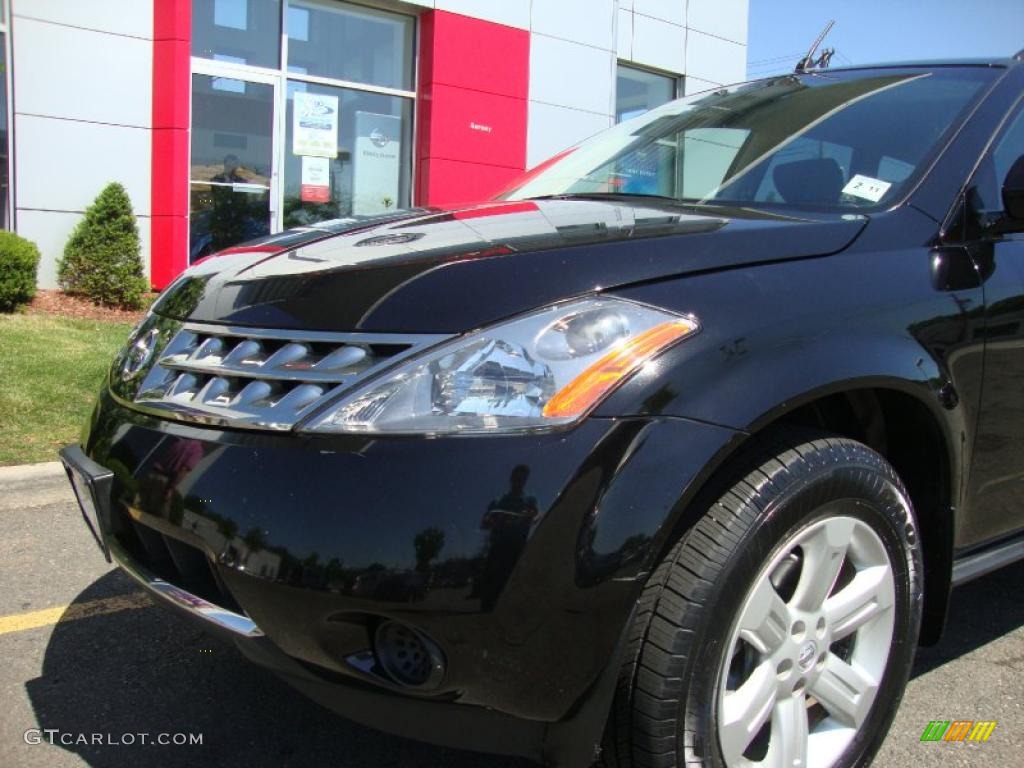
[0,314,134,465]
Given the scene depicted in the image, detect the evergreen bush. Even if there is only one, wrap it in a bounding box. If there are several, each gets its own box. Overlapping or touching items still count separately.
[0,231,41,312]
[58,182,148,308]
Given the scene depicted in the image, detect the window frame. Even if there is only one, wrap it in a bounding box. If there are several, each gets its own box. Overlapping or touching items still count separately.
[1,0,12,230]
[614,62,682,124]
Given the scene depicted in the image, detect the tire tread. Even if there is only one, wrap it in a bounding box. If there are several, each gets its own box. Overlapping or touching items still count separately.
[598,428,919,768]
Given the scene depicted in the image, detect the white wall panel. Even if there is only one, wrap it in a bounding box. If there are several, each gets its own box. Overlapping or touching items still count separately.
[435,0,529,29]
[631,14,686,73]
[11,0,152,39]
[527,102,611,168]
[13,18,152,128]
[531,0,615,50]
[684,75,722,95]
[530,35,614,116]
[634,0,686,27]
[15,115,151,216]
[685,29,746,84]
[687,0,748,44]
[18,210,151,288]
[617,8,633,59]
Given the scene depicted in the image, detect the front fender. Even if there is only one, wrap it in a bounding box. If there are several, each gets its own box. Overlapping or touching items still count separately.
[600,245,986,646]
[600,245,983,499]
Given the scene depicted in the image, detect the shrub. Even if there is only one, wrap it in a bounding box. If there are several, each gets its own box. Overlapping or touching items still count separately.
[58,182,149,309]
[0,231,41,312]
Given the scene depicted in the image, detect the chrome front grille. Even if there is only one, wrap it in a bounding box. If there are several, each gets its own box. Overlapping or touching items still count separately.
[114,320,447,431]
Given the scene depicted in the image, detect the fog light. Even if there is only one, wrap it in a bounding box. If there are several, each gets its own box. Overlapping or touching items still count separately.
[374,620,446,689]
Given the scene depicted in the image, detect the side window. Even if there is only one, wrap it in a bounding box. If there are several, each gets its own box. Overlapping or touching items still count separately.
[970,105,1024,218]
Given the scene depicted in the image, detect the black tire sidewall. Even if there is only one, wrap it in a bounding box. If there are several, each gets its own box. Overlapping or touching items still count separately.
[680,455,923,768]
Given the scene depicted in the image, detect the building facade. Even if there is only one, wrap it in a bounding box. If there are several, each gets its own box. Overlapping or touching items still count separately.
[4,0,748,289]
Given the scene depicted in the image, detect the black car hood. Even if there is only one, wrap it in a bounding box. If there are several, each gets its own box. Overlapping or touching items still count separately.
[157,199,867,333]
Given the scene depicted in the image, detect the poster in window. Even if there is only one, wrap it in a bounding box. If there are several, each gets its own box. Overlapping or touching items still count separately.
[293,92,339,158]
[353,112,401,215]
[300,156,331,203]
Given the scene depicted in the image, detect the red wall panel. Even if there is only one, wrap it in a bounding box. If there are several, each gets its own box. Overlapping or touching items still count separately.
[150,0,192,289]
[418,158,523,207]
[416,11,529,208]
[151,127,189,218]
[421,11,530,99]
[421,83,526,169]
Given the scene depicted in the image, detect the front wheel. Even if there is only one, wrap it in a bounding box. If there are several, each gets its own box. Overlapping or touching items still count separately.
[602,432,923,768]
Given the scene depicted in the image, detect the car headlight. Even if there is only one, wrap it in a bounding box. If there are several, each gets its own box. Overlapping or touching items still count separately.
[299,296,699,435]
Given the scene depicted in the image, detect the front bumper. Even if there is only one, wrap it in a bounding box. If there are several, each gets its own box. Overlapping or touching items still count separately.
[67,389,739,765]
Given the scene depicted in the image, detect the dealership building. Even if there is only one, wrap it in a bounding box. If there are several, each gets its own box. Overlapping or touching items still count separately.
[3,0,748,289]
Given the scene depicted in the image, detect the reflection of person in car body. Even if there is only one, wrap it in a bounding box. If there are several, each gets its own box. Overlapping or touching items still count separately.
[477,465,538,610]
[136,437,204,519]
[211,154,248,184]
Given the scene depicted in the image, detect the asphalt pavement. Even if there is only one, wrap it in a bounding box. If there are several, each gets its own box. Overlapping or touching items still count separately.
[0,463,1020,767]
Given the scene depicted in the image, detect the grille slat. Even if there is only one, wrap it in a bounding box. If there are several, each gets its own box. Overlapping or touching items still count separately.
[160,339,375,382]
[222,338,263,366]
[316,345,368,371]
[122,321,449,431]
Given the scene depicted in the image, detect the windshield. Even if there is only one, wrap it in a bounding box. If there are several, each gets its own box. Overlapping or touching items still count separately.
[501,68,995,212]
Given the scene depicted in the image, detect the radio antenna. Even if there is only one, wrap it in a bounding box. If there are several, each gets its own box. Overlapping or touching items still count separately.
[795,20,835,72]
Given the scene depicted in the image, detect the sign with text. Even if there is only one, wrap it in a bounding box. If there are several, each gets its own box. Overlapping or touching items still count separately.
[300,156,331,203]
[353,112,401,215]
[293,92,339,158]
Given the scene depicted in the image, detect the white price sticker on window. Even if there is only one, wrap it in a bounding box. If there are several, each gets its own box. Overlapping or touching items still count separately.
[842,174,892,203]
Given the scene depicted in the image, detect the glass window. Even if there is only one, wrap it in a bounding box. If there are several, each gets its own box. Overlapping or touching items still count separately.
[193,0,281,69]
[616,64,677,123]
[283,81,413,227]
[969,108,1024,218]
[505,69,994,212]
[189,74,275,260]
[286,0,414,91]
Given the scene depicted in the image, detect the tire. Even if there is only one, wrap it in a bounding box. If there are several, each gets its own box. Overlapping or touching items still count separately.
[600,430,923,768]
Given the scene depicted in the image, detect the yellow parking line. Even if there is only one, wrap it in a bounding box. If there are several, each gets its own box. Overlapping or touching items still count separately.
[0,592,152,636]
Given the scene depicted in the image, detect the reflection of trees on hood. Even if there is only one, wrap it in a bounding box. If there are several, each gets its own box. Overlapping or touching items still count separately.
[414,527,445,573]
[152,275,209,319]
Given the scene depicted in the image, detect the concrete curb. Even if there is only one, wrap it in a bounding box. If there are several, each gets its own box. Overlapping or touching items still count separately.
[0,461,73,513]
[0,460,64,483]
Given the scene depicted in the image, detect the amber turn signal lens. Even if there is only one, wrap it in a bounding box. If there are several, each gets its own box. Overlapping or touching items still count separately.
[542,319,698,419]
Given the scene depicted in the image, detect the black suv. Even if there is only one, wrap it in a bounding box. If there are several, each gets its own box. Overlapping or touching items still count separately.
[62,57,1024,768]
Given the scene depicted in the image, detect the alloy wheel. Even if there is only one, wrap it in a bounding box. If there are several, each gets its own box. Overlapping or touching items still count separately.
[717,513,896,768]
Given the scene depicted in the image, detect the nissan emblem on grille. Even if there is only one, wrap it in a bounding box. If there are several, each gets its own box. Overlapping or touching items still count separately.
[121,328,159,381]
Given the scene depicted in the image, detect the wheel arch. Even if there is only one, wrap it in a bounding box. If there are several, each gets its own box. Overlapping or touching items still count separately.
[653,380,959,646]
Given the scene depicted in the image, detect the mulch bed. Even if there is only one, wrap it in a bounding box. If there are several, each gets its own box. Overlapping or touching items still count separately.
[26,290,153,324]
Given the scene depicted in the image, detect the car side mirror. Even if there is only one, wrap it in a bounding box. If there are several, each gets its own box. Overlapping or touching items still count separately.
[1003,154,1024,222]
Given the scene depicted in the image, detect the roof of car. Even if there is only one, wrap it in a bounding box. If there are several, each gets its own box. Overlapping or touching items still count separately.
[807,56,1019,74]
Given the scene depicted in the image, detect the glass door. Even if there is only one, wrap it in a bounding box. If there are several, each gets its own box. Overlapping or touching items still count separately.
[189,65,280,262]
[188,0,417,265]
